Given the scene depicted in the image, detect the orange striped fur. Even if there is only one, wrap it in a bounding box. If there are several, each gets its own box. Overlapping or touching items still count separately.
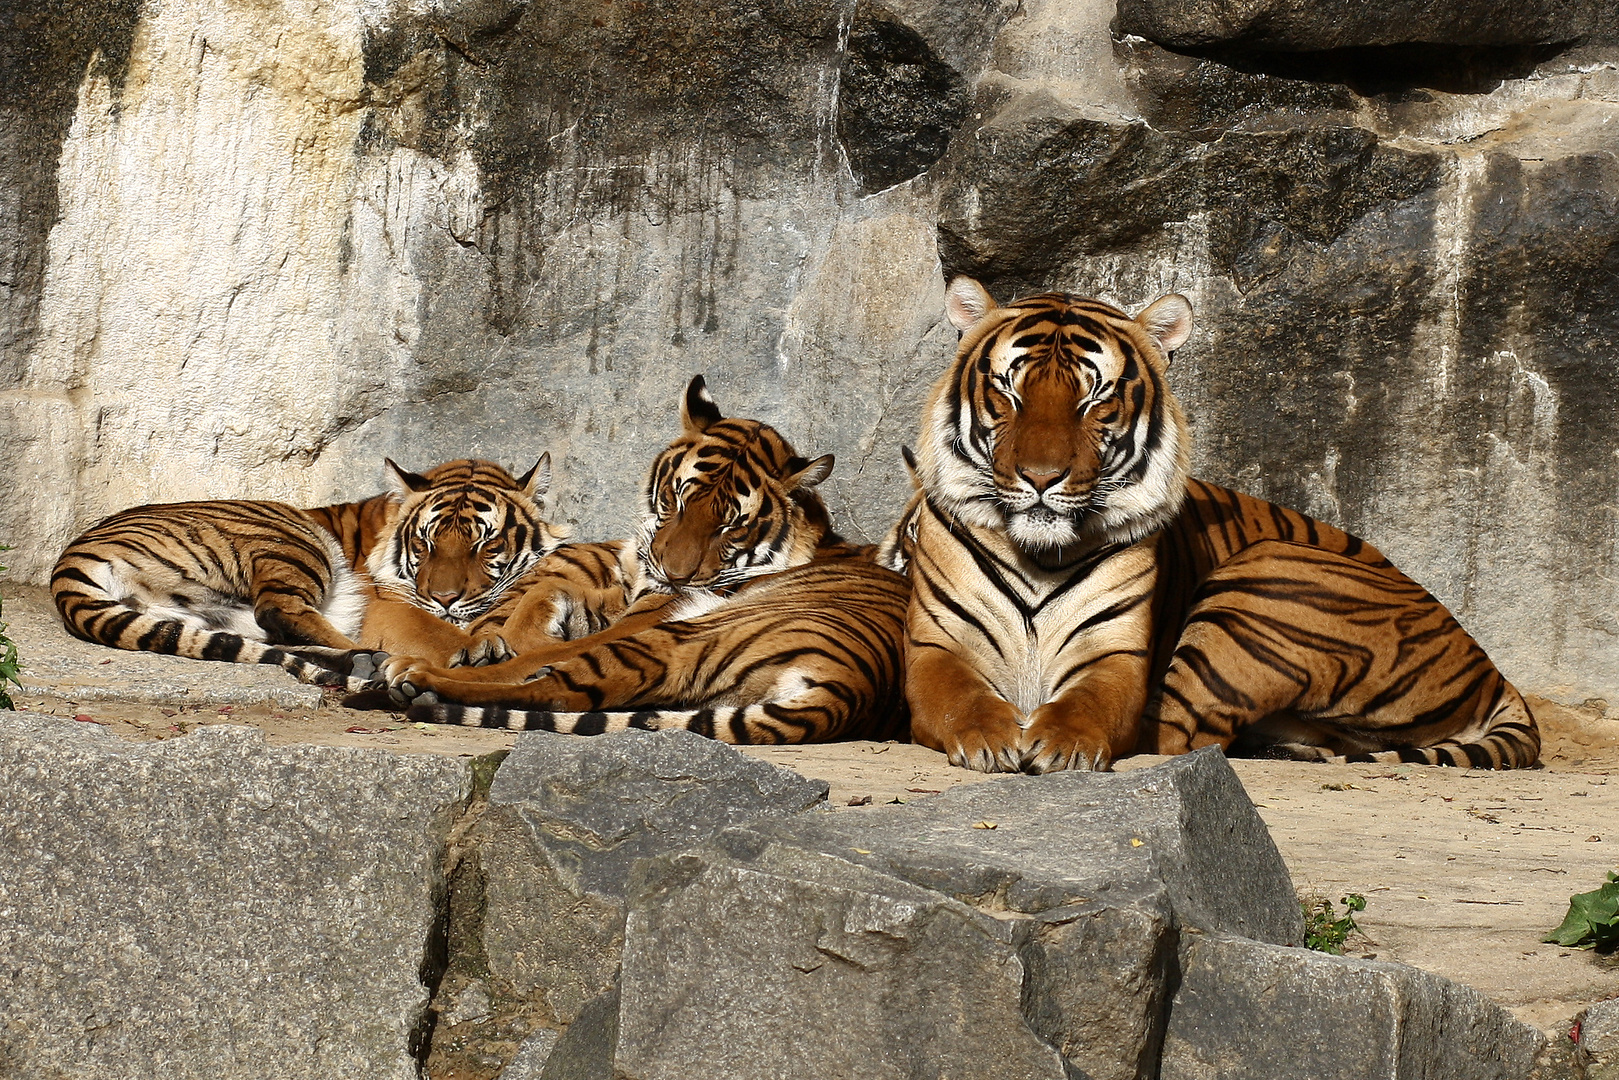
[51,458,565,686]
[888,278,1537,773]
[377,376,909,745]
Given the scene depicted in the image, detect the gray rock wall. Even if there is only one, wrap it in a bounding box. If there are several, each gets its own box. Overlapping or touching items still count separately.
[3,0,1617,706]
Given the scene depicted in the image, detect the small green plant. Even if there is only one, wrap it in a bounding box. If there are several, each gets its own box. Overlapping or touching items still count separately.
[1544,872,1619,952]
[1302,892,1367,954]
[0,544,20,711]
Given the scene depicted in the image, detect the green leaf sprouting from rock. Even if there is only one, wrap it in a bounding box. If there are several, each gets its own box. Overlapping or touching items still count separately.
[1544,872,1619,952]
[0,544,19,711]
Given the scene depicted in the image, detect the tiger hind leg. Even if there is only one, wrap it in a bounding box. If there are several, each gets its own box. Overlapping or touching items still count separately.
[1336,684,1540,770]
[1233,691,1540,771]
[1144,541,1541,770]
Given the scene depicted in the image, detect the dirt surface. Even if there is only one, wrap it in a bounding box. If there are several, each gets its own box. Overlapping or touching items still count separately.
[5,584,1618,1037]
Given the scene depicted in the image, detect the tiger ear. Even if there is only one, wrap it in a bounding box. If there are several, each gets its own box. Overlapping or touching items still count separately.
[784,453,835,490]
[682,375,723,434]
[945,276,998,333]
[1137,293,1194,355]
[516,453,552,499]
[385,458,432,493]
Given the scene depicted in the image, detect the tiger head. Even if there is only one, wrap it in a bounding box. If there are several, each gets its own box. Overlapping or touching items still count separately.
[638,375,836,593]
[915,277,1195,558]
[368,457,569,625]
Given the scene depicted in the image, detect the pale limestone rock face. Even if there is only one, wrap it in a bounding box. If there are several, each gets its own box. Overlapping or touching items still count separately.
[2,0,1619,709]
[10,0,368,573]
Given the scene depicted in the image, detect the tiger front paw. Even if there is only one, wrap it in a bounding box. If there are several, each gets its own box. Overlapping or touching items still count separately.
[1018,705,1120,774]
[912,698,1025,773]
[448,635,514,669]
[346,650,391,684]
[379,655,443,708]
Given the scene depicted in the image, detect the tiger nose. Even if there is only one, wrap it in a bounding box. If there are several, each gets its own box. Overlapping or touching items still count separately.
[430,589,462,607]
[1019,467,1066,493]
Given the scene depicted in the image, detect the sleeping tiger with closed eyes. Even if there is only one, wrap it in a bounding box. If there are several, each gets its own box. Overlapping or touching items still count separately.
[51,457,566,688]
[889,276,1539,774]
[375,376,910,745]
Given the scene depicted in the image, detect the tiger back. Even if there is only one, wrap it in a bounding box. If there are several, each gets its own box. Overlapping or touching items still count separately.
[900,277,1538,773]
[376,376,910,746]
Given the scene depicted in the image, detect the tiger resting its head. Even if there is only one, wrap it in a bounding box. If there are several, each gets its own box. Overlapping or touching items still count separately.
[915,277,1195,556]
[638,375,836,593]
[368,457,569,625]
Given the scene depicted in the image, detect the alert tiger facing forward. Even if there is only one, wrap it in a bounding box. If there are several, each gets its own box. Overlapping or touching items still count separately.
[51,457,565,686]
[379,376,910,745]
[893,277,1539,773]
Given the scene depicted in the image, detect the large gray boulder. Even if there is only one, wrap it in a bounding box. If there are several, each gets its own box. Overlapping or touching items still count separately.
[0,713,472,1080]
[618,843,1080,1080]
[1113,0,1612,51]
[610,748,1298,1080]
[722,743,1304,945]
[430,728,829,1076]
[1160,932,1547,1080]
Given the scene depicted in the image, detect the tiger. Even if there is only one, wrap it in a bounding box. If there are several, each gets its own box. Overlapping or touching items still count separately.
[345,457,570,662]
[894,276,1540,774]
[372,375,910,745]
[50,457,565,688]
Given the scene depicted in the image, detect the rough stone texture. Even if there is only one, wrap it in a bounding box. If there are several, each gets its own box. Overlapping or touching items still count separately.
[1160,931,1547,1080]
[3,0,1619,716]
[1113,0,1614,51]
[1580,997,1619,1080]
[534,985,618,1080]
[610,749,1295,1080]
[451,728,827,1061]
[729,744,1303,946]
[619,845,1077,1080]
[0,712,473,1080]
[496,1028,560,1080]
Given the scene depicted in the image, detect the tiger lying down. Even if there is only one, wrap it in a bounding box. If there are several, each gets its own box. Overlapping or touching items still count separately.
[373,376,911,745]
[51,458,567,692]
[881,277,1539,773]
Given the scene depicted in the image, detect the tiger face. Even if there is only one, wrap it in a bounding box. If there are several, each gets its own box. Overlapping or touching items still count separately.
[915,278,1195,556]
[369,457,569,626]
[638,376,834,593]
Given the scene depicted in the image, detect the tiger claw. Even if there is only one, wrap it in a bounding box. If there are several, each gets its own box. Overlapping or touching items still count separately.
[448,636,513,668]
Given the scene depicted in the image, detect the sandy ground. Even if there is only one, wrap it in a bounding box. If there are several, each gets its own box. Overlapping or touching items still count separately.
[5,584,1618,1037]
